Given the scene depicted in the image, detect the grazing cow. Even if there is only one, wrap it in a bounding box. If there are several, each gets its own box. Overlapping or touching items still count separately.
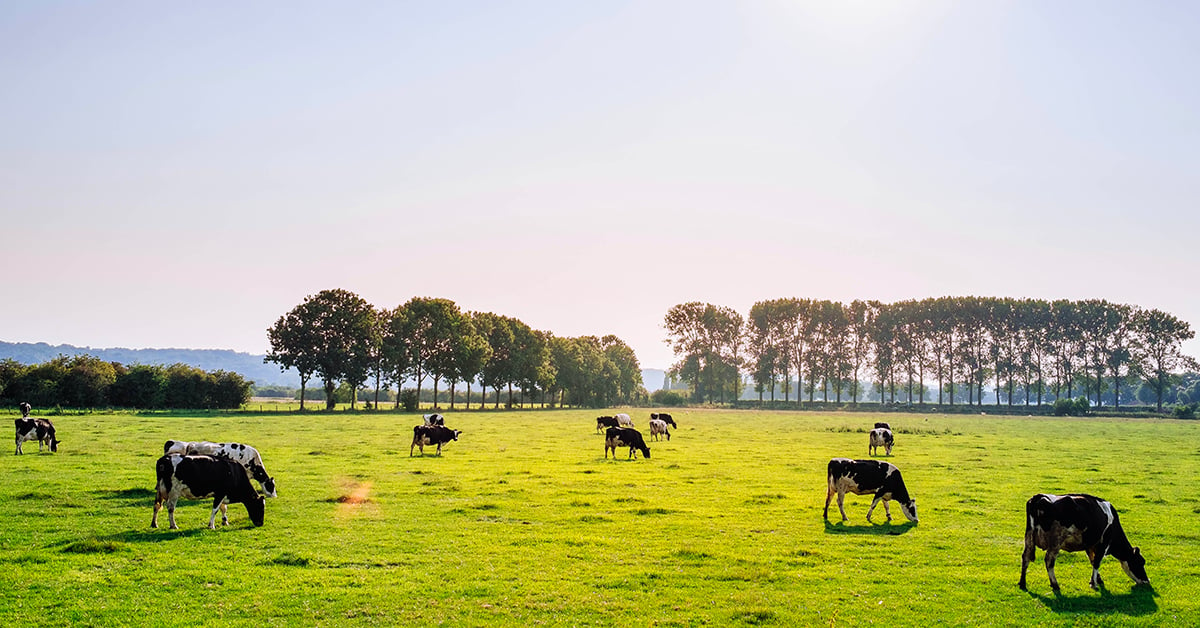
[423,413,445,426]
[604,426,650,460]
[595,416,619,433]
[650,413,677,428]
[19,402,32,417]
[869,427,894,456]
[14,418,59,455]
[411,425,461,456]
[163,440,277,498]
[648,418,671,442]
[824,458,918,523]
[874,422,891,430]
[152,454,265,530]
[1020,493,1149,591]
[615,413,635,427]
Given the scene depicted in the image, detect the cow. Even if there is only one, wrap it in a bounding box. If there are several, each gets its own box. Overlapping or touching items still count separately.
[824,458,918,524]
[604,426,650,460]
[14,418,59,455]
[163,440,277,498]
[869,427,894,456]
[1019,493,1150,591]
[152,454,265,530]
[19,402,31,417]
[595,416,619,433]
[650,412,677,428]
[648,418,671,442]
[874,422,891,430]
[411,425,461,456]
[423,413,445,426]
[615,413,634,427]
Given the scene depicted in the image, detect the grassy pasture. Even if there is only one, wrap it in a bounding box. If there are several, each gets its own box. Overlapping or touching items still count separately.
[2,409,1197,626]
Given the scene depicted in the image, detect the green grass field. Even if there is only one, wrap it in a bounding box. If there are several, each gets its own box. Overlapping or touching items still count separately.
[2,409,1197,626]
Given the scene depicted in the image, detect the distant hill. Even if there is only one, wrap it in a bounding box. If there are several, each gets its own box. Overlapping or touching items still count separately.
[641,368,666,392]
[1,341,670,393]
[0,341,298,387]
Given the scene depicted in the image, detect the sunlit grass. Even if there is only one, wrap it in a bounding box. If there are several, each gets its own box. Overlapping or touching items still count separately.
[1,408,1196,625]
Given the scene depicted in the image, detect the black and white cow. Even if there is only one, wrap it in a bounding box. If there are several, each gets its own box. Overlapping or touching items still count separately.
[648,418,671,442]
[14,418,59,455]
[1019,493,1149,591]
[152,454,265,530]
[604,426,650,460]
[595,416,619,433]
[411,425,461,456]
[824,458,918,523]
[163,440,277,498]
[650,413,677,428]
[874,422,891,430]
[614,413,634,427]
[868,427,894,456]
[19,402,32,417]
[423,413,445,426]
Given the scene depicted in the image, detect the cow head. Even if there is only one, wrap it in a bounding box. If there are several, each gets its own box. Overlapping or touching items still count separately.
[900,499,918,523]
[262,477,278,498]
[1121,547,1149,585]
[50,437,59,453]
[452,429,462,441]
[245,495,266,527]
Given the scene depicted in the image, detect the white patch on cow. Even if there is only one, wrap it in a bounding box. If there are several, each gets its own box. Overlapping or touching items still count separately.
[884,464,896,478]
[615,413,634,427]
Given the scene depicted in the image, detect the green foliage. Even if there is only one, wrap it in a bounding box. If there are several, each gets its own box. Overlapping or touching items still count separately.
[651,389,685,406]
[399,389,419,412]
[1172,403,1197,419]
[1053,396,1092,416]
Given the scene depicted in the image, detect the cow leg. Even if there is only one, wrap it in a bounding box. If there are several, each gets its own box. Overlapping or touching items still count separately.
[1019,536,1036,590]
[436,443,443,456]
[866,496,879,522]
[151,495,164,528]
[837,491,849,522]
[208,497,223,529]
[1087,549,1104,590]
[167,502,179,530]
[665,430,670,441]
[882,499,893,522]
[14,438,21,455]
[1045,549,1061,591]
[219,501,229,526]
[823,484,834,520]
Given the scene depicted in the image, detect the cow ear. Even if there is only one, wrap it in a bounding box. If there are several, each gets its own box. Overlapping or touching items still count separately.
[1134,547,1141,555]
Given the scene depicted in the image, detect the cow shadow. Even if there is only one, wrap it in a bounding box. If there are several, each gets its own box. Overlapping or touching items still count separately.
[823,519,916,536]
[1026,584,1157,616]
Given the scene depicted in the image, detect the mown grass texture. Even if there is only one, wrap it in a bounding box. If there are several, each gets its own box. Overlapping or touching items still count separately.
[1,409,1197,626]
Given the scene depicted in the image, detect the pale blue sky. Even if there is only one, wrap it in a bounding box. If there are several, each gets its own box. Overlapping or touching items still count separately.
[3,1,1198,370]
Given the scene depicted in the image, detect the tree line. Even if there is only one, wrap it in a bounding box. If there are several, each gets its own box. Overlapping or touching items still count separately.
[0,355,252,410]
[665,297,1197,411]
[264,289,644,410]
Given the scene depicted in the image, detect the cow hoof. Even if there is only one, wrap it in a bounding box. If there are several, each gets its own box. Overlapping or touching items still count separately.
[1018,582,1027,591]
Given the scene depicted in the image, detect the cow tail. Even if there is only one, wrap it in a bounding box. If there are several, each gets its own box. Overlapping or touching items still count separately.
[155,456,173,496]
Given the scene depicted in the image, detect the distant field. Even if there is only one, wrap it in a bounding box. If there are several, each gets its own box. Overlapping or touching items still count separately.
[2,409,1197,626]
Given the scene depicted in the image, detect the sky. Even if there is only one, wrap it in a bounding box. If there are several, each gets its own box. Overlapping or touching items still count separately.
[3,1,1199,371]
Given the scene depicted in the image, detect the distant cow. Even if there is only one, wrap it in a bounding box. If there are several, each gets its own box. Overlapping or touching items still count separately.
[869,428,894,456]
[824,458,918,523]
[615,413,634,427]
[163,440,277,498]
[14,418,59,455]
[874,422,891,430]
[595,416,619,433]
[1020,493,1149,591]
[605,426,650,460]
[648,418,671,441]
[19,402,31,417]
[152,454,265,530]
[650,413,677,428]
[411,425,461,456]
[423,413,445,426]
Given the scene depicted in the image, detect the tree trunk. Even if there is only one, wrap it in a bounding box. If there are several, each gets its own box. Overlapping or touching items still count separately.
[449,381,456,410]
[299,376,308,411]
[324,379,336,411]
